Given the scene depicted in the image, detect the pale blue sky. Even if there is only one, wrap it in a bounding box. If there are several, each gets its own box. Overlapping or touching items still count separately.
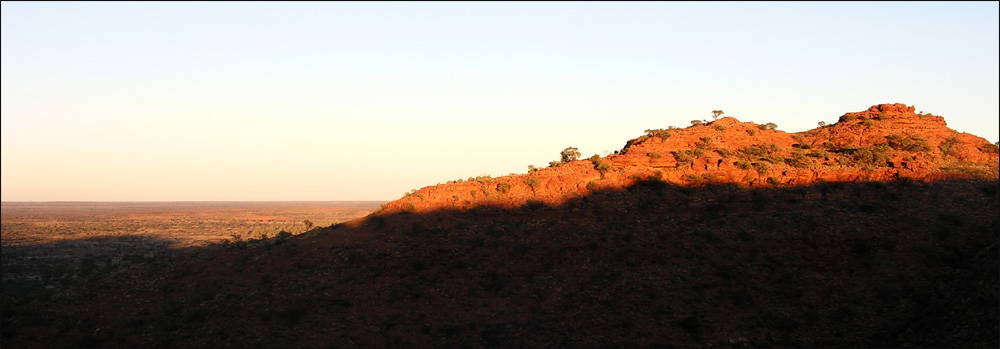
[2,2,998,201]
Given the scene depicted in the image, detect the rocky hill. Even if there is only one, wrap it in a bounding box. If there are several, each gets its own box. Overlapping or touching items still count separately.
[385,103,998,213]
[2,104,998,348]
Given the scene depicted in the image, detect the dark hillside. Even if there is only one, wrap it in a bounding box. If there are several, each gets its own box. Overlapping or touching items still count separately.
[3,104,998,347]
[4,178,997,347]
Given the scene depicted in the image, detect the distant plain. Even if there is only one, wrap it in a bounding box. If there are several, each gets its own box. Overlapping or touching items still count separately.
[1,201,385,300]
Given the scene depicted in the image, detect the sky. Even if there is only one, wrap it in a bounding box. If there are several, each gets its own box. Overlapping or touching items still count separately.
[2,2,998,201]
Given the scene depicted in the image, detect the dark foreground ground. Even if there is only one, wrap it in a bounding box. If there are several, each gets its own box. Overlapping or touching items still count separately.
[2,179,997,347]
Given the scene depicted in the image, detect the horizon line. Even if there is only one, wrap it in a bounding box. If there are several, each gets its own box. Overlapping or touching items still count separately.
[1,200,391,203]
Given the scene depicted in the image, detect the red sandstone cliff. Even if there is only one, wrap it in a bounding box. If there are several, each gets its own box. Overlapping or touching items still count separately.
[384,104,999,213]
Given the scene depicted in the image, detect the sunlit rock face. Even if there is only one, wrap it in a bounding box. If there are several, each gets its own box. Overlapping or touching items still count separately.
[384,104,999,214]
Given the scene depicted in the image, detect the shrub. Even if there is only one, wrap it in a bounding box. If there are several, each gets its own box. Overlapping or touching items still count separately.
[595,161,613,173]
[906,136,932,152]
[807,149,830,158]
[941,163,994,178]
[939,136,960,157]
[758,122,778,130]
[752,161,772,174]
[885,134,906,149]
[647,152,662,159]
[593,159,613,178]
[884,134,931,153]
[735,160,753,170]
[767,177,782,185]
[549,160,562,168]
[746,128,757,136]
[835,155,851,166]
[695,136,714,149]
[786,151,812,168]
[523,200,545,211]
[691,120,703,126]
[714,148,732,158]
[763,154,784,164]
[527,165,540,173]
[470,175,492,183]
[673,151,695,167]
[862,120,875,127]
[701,173,720,184]
[682,173,703,184]
[524,177,541,192]
[713,124,729,131]
[839,114,857,122]
[738,146,764,159]
[872,142,892,153]
[981,142,1000,154]
[496,182,512,194]
[586,181,598,191]
[850,144,892,168]
[642,129,672,141]
[738,143,782,161]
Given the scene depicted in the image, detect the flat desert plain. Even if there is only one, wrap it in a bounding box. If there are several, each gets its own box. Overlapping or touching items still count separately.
[1,201,385,301]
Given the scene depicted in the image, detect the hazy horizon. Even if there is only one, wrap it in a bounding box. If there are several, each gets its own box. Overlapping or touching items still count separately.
[1,200,388,203]
[3,2,998,201]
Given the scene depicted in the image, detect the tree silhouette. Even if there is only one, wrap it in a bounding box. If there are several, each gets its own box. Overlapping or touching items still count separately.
[560,147,581,163]
[712,110,724,120]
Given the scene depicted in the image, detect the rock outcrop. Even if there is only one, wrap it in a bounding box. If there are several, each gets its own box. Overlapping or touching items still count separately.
[384,104,999,213]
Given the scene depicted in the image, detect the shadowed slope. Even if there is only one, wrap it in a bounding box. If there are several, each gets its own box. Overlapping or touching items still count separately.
[4,178,997,348]
[3,104,998,348]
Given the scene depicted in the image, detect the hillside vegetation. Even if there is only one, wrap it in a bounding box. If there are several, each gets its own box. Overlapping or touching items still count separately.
[2,104,998,348]
[387,103,997,213]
